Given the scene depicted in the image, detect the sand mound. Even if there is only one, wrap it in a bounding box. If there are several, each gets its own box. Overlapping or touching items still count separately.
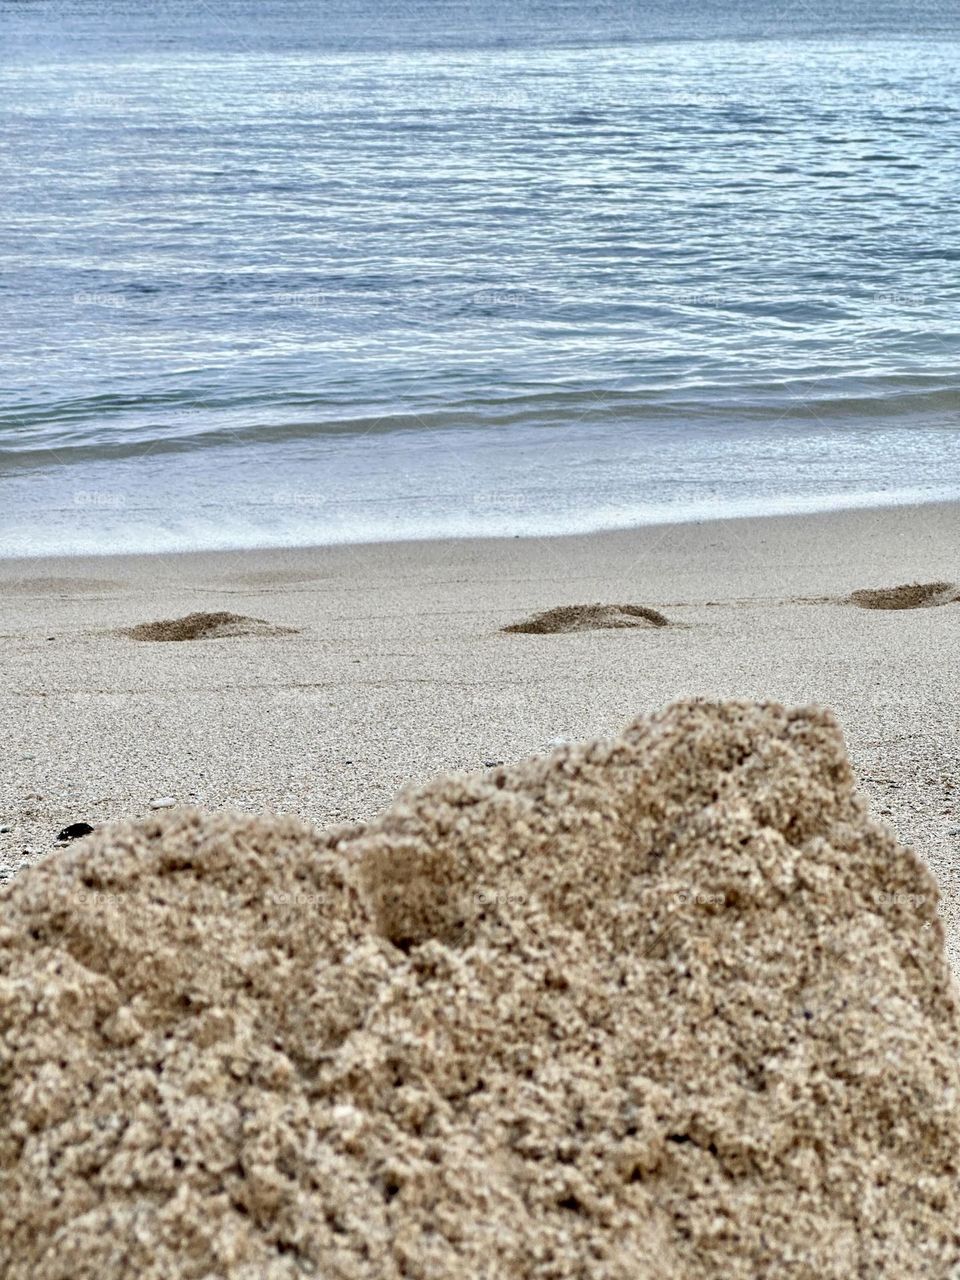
[847,581,959,610]
[2,701,959,1279]
[121,611,296,642]
[503,602,669,633]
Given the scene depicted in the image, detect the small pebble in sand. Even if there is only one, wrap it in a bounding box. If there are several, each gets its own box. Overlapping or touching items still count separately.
[483,759,503,768]
[949,827,960,836]
[56,822,95,842]
[0,825,11,834]
[149,796,176,810]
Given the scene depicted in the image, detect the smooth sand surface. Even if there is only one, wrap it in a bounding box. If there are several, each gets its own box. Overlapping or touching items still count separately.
[2,500,959,965]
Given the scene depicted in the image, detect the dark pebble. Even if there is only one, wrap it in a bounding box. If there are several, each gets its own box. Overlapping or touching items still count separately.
[57,822,95,842]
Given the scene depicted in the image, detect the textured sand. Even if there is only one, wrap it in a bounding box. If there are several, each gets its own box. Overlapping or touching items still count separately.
[121,610,297,642]
[502,603,670,632]
[846,581,959,611]
[2,701,959,1278]
[1,500,959,974]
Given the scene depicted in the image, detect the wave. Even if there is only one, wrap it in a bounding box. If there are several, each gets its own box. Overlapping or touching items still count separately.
[3,376,960,467]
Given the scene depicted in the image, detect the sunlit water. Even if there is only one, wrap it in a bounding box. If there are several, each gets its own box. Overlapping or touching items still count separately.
[2,0,959,555]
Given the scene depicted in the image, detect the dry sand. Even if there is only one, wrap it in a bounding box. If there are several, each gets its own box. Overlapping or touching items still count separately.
[502,603,670,633]
[3,701,959,1278]
[1,499,959,972]
[121,610,297,643]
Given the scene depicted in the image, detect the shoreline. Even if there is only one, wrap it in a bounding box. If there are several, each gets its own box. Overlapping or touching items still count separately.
[2,493,959,572]
[3,487,960,565]
[3,499,959,970]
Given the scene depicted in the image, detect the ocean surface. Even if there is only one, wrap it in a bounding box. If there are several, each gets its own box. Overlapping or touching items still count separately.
[2,0,959,556]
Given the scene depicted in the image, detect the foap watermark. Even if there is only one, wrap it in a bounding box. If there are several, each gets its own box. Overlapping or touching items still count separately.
[269,890,328,909]
[471,288,534,308]
[860,89,940,112]
[475,889,528,907]
[873,891,927,909]
[873,290,929,308]
[676,290,727,308]
[71,91,127,110]
[267,290,331,310]
[74,490,127,510]
[633,885,727,908]
[72,291,127,310]
[269,490,327,509]
[465,490,532,515]
[675,890,726,907]
[72,890,124,907]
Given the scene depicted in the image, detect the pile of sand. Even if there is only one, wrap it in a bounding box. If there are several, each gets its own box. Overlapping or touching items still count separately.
[503,603,669,633]
[2,701,959,1279]
[847,581,959,610]
[121,611,296,642]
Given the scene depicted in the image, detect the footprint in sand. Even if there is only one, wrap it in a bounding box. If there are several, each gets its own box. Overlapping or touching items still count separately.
[502,603,670,634]
[121,611,298,642]
[845,582,959,611]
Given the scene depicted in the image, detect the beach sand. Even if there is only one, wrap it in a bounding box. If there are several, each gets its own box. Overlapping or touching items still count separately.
[2,499,959,967]
[5,702,960,1277]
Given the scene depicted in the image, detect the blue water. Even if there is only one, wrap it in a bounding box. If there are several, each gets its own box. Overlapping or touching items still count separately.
[2,0,960,555]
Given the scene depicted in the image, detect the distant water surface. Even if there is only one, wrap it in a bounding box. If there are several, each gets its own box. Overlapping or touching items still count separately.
[1,0,959,554]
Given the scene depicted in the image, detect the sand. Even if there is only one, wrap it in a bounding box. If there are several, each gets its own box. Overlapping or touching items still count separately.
[1,498,959,983]
[122,611,297,642]
[3,700,959,1278]
[846,581,959,611]
[502,603,670,633]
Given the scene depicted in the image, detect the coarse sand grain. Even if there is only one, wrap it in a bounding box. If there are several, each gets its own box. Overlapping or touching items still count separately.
[1,701,959,1279]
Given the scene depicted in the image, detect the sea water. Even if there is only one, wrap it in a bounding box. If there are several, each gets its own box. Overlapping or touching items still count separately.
[2,0,959,555]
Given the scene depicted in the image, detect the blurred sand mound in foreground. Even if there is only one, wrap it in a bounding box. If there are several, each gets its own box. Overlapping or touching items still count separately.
[2,701,959,1279]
